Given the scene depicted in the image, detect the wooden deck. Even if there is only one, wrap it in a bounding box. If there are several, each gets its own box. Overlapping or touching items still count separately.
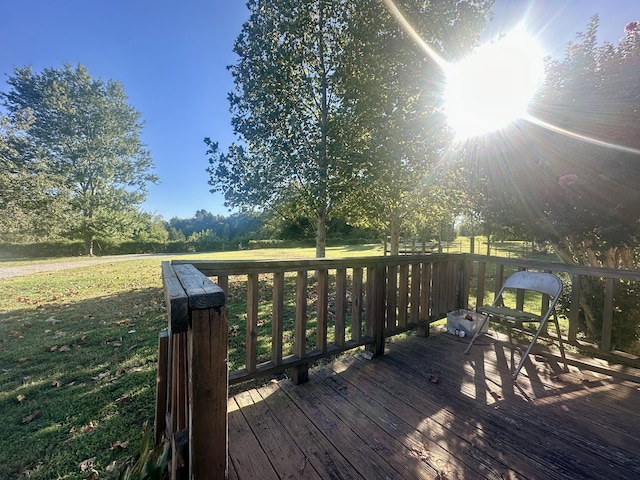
[227,330,640,479]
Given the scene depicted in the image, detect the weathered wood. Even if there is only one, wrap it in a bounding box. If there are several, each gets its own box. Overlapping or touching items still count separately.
[351,267,363,341]
[316,269,328,353]
[386,265,398,329]
[569,274,581,343]
[601,277,615,352]
[188,305,229,480]
[230,390,315,479]
[410,262,421,324]
[170,430,189,480]
[162,261,189,334]
[292,270,308,384]
[398,264,409,327]
[475,261,486,309]
[171,332,188,433]
[271,272,284,365]
[365,265,386,357]
[226,332,640,480]
[173,263,226,311]
[154,331,169,445]
[246,273,259,374]
[334,268,346,347]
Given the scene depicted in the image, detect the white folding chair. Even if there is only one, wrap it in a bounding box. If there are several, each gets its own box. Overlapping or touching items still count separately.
[464,270,568,380]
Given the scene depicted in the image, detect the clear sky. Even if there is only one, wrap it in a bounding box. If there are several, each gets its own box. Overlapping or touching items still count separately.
[0,1,637,220]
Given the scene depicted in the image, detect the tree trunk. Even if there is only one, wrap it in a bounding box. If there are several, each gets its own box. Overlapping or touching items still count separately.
[315,210,327,259]
[84,236,94,256]
[389,213,401,255]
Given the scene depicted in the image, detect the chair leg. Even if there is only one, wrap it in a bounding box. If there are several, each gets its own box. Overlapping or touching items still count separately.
[464,314,490,355]
[512,319,548,381]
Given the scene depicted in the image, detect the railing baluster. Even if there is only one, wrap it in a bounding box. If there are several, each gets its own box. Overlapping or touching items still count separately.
[292,270,308,384]
[335,268,346,347]
[386,265,398,330]
[569,274,581,343]
[602,277,615,352]
[272,271,284,365]
[398,264,409,327]
[317,268,328,353]
[352,267,363,342]
[246,273,259,374]
[476,261,486,309]
[411,262,421,324]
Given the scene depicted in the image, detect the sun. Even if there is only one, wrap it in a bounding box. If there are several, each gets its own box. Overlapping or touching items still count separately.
[444,30,545,139]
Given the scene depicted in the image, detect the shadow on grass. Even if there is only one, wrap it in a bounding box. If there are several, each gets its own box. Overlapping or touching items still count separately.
[0,287,167,479]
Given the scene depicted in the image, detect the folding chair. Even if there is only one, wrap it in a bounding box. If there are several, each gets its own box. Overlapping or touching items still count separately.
[464,270,568,380]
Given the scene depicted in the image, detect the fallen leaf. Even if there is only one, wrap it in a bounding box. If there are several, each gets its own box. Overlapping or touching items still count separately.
[58,345,71,352]
[44,345,58,352]
[22,410,40,424]
[9,331,24,338]
[110,440,130,450]
[81,422,97,433]
[51,380,62,388]
[79,457,96,472]
[45,317,60,324]
[79,334,87,343]
[17,357,28,363]
[83,470,98,480]
[93,371,110,381]
[17,394,25,403]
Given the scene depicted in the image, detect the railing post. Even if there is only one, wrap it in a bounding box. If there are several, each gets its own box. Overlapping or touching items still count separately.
[365,262,386,357]
[188,304,228,479]
[171,264,228,480]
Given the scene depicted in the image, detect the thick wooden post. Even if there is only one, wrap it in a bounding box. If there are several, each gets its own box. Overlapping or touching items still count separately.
[188,305,228,479]
[171,264,228,480]
[365,263,386,357]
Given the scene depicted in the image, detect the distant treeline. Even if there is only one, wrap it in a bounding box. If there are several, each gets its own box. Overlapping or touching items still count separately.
[0,209,382,258]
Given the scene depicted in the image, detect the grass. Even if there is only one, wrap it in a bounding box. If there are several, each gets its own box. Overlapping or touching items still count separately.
[0,245,385,479]
[0,240,559,479]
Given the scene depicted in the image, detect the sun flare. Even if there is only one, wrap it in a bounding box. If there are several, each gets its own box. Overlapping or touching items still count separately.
[444,30,545,139]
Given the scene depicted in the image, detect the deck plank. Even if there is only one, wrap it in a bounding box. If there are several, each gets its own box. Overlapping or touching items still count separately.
[228,331,640,479]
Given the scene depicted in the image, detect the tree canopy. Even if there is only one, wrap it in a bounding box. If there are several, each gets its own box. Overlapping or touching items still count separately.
[1,63,158,254]
[463,16,640,268]
[207,0,493,257]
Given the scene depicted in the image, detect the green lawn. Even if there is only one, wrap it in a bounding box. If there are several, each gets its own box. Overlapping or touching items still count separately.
[0,240,556,479]
[0,245,385,479]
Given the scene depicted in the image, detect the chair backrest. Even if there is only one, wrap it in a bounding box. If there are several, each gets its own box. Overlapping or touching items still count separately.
[497,271,562,301]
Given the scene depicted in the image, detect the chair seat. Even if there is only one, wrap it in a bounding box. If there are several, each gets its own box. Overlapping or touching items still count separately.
[480,305,542,323]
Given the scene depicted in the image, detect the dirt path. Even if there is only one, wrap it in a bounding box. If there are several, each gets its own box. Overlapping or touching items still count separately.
[0,253,181,280]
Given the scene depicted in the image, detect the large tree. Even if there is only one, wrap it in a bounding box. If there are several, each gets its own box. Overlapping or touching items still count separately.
[207,0,353,258]
[468,16,640,268]
[207,0,493,257]
[337,0,493,253]
[1,64,158,254]
[463,17,640,347]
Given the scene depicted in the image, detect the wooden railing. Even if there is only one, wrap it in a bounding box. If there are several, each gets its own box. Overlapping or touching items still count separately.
[463,254,640,364]
[155,253,640,479]
[173,254,463,384]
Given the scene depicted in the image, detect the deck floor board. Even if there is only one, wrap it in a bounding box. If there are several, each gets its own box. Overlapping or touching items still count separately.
[228,331,640,479]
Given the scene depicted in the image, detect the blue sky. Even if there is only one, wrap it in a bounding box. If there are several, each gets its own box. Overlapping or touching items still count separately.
[0,1,637,220]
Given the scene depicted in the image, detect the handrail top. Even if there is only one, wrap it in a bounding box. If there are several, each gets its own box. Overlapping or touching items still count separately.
[172,253,463,274]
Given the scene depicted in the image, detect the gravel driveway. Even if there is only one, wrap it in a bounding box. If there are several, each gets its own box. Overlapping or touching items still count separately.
[0,253,181,280]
